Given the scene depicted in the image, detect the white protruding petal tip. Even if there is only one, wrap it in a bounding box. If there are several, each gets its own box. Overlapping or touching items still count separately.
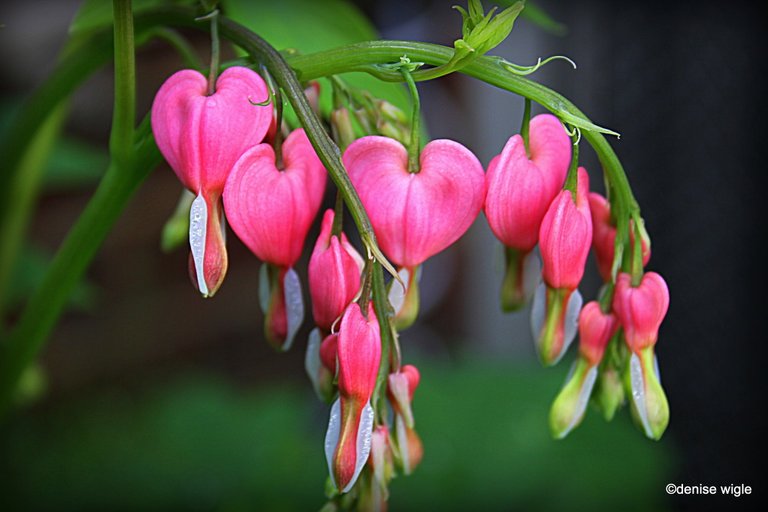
[189,192,209,296]
[560,289,583,358]
[629,353,654,439]
[304,328,322,395]
[522,250,542,300]
[388,268,411,316]
[559,365,598,439]
[258,264,270,314]
[283,268,304,352]
[324,399,342,490]
[530,282,546,342]
[342,401,374,493]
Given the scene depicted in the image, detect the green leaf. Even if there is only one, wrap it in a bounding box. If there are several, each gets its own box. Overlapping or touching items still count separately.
[222,0,410,114]
[519,1,568,36]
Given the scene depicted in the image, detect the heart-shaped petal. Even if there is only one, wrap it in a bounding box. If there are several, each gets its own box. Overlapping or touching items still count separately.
[344,136,486,268]
[151,66,272,194]
[224,129,327,267]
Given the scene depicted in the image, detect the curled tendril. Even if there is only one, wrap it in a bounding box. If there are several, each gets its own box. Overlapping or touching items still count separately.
[499,55,577,76]
[564,124,583,145]
[375,55,425,75]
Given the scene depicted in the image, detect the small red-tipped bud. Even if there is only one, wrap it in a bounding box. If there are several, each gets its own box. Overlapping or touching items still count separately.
[319,333,339,375]
[393,414,423,476]
[387,364,420,429]
[578,301,618,367]
[613,272,669,353]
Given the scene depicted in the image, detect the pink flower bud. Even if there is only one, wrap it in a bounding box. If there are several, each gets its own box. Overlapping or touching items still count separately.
[344,136,486,268]
[151,66,272,296]
[393,414,423,476]
[325,303,381,492]
[223,128,326,267]
[578,301,618,367]
[308,210,364,332]
[319,332,339,375]
[484,114,570,252]
[387,364,420,429]
[613,272,670,353]
[539,167,593,289]
[589,192,650,282]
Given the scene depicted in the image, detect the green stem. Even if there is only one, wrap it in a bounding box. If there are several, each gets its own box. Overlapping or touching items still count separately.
[331,190,344,237]
[520,97,531,157]
[400,69,421,173]
[208,11,220,95]
[371,261,393,422]
[110,0,136,171]
[563,132,579,198]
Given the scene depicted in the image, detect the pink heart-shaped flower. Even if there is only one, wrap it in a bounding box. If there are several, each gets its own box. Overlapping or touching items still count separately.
[151,66,272,195]
[344,136,486,268]
[223,128,327,268]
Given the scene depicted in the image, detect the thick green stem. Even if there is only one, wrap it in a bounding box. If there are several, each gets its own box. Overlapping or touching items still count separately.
[400,69,421,173]
[110,0,136,171]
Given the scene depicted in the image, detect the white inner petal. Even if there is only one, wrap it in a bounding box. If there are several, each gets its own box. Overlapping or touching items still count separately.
[324,398,342,490]
[304,328,322,396]
[395,414,411,474]
[530,282,546,341]
[561,365,598,438]
[343,401,374,493]
[654,354,662,383]
[522,249,542,300]
[189,192,208,296]
[630,353,654,438]
[258,264,270,315]
[283,268,305,352]
[388,268,411,316]
[558,289,584,362]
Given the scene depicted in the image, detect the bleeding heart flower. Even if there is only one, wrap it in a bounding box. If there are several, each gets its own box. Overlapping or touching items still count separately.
[539,167,592,290]
[308,209,364,332]
[223,128,326,350]
[485,114,571,252]
[613,272,669,353]
[589,192,651,282]
[387,365,420,429]
[224,128,326,268]
[344,136,486,269]
[532,167,592,366]
[549,301,618,439]
[325,302,381,493]
[151,66,272,297]
[484,114,570,311]
[613,271,670,440]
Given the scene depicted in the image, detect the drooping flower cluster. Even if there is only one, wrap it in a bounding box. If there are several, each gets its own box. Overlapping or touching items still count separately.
[480,112,670,441]
[151,38,670,508]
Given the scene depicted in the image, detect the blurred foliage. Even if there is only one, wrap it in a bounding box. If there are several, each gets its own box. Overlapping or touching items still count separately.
[0,360,675,511]
[5,245,98,311]
[222,0,411,123]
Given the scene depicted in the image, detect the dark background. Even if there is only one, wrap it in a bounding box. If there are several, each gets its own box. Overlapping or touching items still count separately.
[1,0,765,510]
